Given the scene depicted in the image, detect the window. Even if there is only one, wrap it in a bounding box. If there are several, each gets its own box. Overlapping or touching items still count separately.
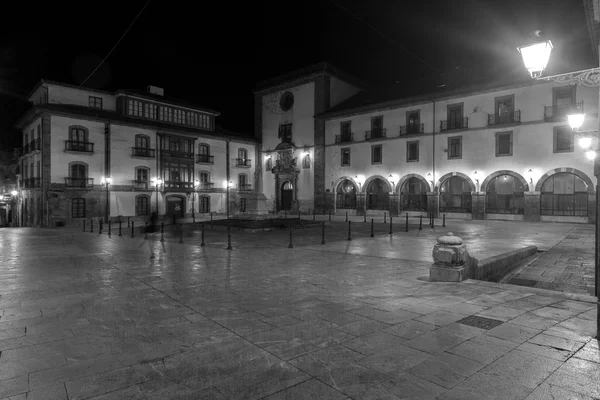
[89,96,103,109]
[302,153,310,169]
[70,163,87,178]
[197,143,211,163]
[238,173,247,190]
[494,131,513,157]
[493,94,516,124]
[447,103,464,130]
[128,100,143,116]
[401,178,428,211]
[406,110,421,134]
[135,195,150,216]
[37,124,41,139]
[486,175,525,214]
[69,126,88,142]
[407,141,419,162]
[36,161,40,177]
[554,126,573,153]
[448,136,462,159]
[135,135,150,149]
[238,148,247,160]
[279,124,292,143]
[135,167,149,182]
[336,179,357,209]
[144,103,157,119]
[240,198,247,212]
[163,162,193,188]
[341,121,351,135]
[159,107,173,122]
[553,86,575,109]
[200,196,210,213]
[541,173,588,216]
[371,115,383,138]
[440,176,472,212]
[341,148,351,166]
[366,178,390,210]
[198,171,210,183]
[174,109,185,124]
[72,198,85,218]
[371,145,382,164]
[24,132,28,147]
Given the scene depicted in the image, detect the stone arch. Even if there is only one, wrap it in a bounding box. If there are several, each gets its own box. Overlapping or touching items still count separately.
[434,172,476,193]
[362,174,393,193]
[481,170,530,192]
[331,176,360,192]
[395,173,432,193]
[534,167,595,194]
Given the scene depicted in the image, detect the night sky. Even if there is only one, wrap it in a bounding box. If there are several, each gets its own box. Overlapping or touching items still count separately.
[0,0,595,151]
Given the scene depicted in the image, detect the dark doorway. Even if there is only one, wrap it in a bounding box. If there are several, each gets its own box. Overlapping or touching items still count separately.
[167,197,185,220]
[281,181,293,211]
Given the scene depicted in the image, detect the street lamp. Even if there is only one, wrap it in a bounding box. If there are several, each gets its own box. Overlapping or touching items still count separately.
[100,176,112,223]
[193,179,200,223]
[519,37,600,338]
[226,180,233,219]
[152,177,162,228]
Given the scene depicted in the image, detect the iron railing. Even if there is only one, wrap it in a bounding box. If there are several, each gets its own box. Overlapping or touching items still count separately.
[335,133,354,143]
[29,139,41,152]
[400,194,428,211]
[488,111,521,126]
[132,180,150,190]
[132,147,155,158]
[24,178,41,188]
[65,141,94,152]
[65,177,94,188]
[196,154,214,163]
[238,184,252,191]
[439,193,472,213]
[236,158,252,167]
[365,128,387,140]
[162,150,194,159]
[540,193,588,216]
[198,182,214,191]
[440,118,469,131]
[544,101,583,121]
[485,193,525,214]
[164,181,194,190]
[335,194,357,209]
[399,123,424,135]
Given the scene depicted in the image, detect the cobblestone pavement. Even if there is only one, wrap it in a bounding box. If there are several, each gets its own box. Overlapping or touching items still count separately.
[0,223,598,399]
[506,225,595,296]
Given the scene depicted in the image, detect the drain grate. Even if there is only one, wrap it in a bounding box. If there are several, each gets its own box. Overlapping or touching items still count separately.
[456,315,504,330]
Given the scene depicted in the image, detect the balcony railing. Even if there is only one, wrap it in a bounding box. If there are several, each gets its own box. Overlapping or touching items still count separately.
[440,118,469,131]
[197,182,214,191]
[236,158,252,167]
[29,139,41,152]
[488,111,521,126]
[399,123,424,135]
[65,141,94,153]
[196,154,215,163]
[23,178,41,188]
[164,180,194,190]
[238,184,252,191]
[23,143,29,154]
[65,177,94,188]
[132,147,155,158]
[161,150,194,159]
[544,101,583,121]
[365,128,387,140]
[132,180,150,190]
[335,133,354,144]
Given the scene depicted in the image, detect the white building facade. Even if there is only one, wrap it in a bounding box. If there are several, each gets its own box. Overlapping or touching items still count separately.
[16,80,258,227]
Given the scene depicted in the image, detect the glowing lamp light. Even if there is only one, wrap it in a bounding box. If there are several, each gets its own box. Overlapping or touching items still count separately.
[586,150,597,161]
[579,137,593,150]
[567,112,585,132]
[11,190,17,196]
[517,40,553,79]
[265,154,272,159]
[153,178,162,186]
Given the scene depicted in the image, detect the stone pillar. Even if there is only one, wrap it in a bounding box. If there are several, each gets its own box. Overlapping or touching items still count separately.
[426,192,439,218]
[471,191,485,220]
[587,192,596,225]
[389,193,399,217]
[524,191,541,222]
[430,233,471,282]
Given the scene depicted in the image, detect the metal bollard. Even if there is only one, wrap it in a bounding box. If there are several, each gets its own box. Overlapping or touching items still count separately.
[431,214,435,229]
[419,214,422,230]
[321,222,325,245]
[127,217,130,228]
[443,213,446,227]
[345,211,348,222]
[227,224,232,250]
[201,224,205,247]
[99,220,102,235]
[364,213,366,223]
[288,225,293,248]
[370,218,374,238]
[347,220,351,241]
[108,221,111,238]
[192,213,195,224]
[389,216,393,235]
[405,213,409,232]
[429,213,433,227]
[179,224,183,244]
[144,222,148,240]
[119,221,122,236]
[83,220,86,232]
[160,223,164,242]
[131,221,135,238]
[90,219,94,233]
[384,212,386,224]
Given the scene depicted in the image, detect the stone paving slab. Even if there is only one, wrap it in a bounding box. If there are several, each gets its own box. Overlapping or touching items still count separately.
[0,222,598,399]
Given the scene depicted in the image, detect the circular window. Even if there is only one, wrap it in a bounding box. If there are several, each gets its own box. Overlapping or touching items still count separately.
[279,91,294,111]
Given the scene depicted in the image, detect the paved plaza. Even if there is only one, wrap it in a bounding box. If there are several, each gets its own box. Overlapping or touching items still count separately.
[0,219,598,399]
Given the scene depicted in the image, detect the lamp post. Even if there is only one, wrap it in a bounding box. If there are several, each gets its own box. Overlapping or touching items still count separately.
[226,180,233,219]
[519,35,600,337]
[193,179,200,222]
[100,176,112,223]
[152,177,162,229]
[10,190,18,227]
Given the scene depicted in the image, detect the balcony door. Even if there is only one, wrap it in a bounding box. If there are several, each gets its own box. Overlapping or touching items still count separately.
[447,104,463,129]
[495,95,514,123]
[281,181,293,211]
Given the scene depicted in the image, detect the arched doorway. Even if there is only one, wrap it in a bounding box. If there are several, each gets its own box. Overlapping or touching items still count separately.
[336,179,357,209]
[486,174,525,214]
[281,181,293,211]
[366,178,389,210]
[166,196,185,220]
[541,173,588,216]
[400,178,428,211]
[440,176,472,213]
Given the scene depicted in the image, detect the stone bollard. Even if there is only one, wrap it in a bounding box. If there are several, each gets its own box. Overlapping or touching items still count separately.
[429,233,471,282]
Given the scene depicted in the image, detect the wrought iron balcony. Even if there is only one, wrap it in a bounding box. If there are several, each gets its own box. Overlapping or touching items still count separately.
[197,182,214,191]
[132,147,155,158]
[236,158,252,167]
[365,128,387,140]
[164,180,194,190]
[544,101,583,121]
[65,177,94,188]
[23,178,41,188]
[335,133,354,144]
[23,143,30,154]
[161,150,194,159]
[29,139,41,152]
[440,118,469,131]
[399,123,424,135]
[488,111,521,126]
[132,180,150,190]
[238,184,252,191]
[196,154,214,163]
[65,141,94,153]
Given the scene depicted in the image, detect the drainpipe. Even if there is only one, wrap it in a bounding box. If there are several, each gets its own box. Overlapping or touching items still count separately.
[156,131,160,218]
[432,99,436,192]
[226,139,230,219]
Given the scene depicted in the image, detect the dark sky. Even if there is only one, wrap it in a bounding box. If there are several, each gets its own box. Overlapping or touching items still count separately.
[0,0,595,150]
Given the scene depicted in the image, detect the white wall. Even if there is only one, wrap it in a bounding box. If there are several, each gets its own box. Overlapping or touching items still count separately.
[48,84,116,110]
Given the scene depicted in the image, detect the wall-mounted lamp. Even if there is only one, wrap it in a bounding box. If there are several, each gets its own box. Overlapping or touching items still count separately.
[426,172,434,189]
[388,174,396,189]
[527,169,533,184]
[265,154,272,159]
[354,175,363,191]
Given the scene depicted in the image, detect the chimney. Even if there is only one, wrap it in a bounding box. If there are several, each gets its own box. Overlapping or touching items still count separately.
[147,85,164,96]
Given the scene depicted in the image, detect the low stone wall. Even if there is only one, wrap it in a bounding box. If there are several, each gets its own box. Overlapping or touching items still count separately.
[469,246,538,282]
